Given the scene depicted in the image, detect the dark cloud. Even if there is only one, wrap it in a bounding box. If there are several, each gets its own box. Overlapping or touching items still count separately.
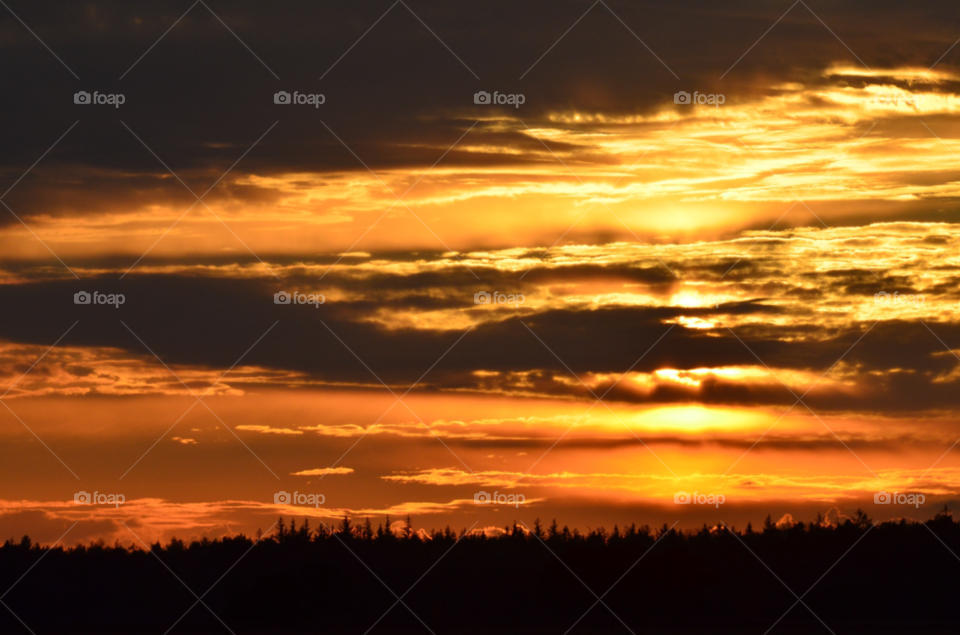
[2,0,960,416]
[3,0,960,224]
[0,271,957,413]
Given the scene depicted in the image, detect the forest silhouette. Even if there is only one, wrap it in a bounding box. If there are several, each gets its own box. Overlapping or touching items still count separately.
[1,508,957,634]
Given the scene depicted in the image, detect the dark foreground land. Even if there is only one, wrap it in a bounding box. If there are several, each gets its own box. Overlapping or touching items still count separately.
[1,511,958,634]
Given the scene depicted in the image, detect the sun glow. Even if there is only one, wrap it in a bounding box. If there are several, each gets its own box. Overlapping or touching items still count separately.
[629,405,766,433]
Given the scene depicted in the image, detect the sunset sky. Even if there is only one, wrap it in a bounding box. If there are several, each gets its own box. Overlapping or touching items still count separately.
[2,0,960,547]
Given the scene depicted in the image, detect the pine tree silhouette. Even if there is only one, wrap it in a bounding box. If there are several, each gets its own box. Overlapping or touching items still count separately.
[338,515,353,538]
[3,510,958,633]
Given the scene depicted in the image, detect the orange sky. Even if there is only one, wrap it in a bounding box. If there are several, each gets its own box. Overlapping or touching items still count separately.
[2,1,960,546]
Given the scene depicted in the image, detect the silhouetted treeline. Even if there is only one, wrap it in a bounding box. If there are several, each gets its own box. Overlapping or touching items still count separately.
[2,509,959,634]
